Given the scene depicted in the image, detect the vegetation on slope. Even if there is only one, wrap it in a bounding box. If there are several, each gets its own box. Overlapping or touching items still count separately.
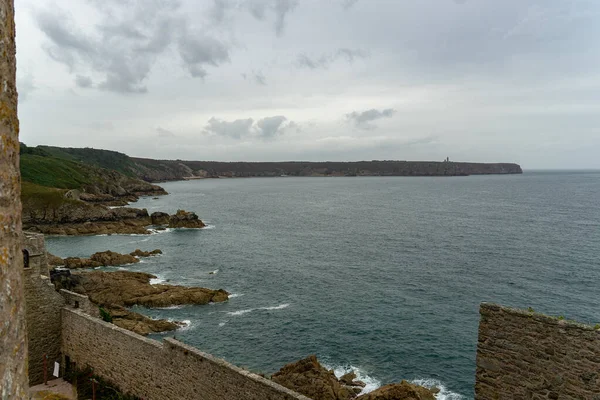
[37,145,137,177]
[20,154,104,189]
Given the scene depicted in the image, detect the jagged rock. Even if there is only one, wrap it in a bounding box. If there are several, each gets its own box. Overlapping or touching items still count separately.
[64,257,103,269]
[90,250,138,266]
[340,373,357,386]
[356,381,436,400]
[168,209,206,228]
[75,270,229,308]
[271,355,355,400]
[130,249,162,257]
[63,251,139,269]
[50,268,84,293]
[151,211,170,225]
[105,305,180,336]
[47,253,64,266]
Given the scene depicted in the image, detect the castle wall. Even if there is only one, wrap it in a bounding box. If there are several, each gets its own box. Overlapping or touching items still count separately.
[62,308,310,400]
[0,0,29,397]
[475,303,600,399]
[23,233,66,385]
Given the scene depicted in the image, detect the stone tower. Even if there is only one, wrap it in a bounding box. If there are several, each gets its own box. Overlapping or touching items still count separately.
[0,0,29,397]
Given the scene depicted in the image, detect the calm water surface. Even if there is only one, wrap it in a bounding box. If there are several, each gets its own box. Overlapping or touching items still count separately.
[47,172,600,399]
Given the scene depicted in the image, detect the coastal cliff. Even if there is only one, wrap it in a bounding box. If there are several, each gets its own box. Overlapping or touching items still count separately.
[25,144,522,182]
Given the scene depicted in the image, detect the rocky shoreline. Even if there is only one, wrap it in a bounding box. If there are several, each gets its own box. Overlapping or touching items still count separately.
[26,208,205,235]
[50,249,228,336]
[271,355,437,400]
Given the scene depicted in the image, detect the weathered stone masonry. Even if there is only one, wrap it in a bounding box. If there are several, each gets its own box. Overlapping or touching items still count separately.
[0,0,28,397]
[62,308,310,400]
[476,303,600,399]
[23,232,65,386]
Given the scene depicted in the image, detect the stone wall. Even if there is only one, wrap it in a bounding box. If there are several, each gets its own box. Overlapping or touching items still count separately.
[60,289,99,318]
[476,303,600,399]
[23,233,66,385]
[62,308,310,400]
[0,0,29,397]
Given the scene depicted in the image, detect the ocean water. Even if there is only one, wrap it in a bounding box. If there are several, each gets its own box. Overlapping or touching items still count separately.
[46,172,600,399]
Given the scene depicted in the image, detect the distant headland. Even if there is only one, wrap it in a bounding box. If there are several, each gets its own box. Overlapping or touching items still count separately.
[21,144,522,183]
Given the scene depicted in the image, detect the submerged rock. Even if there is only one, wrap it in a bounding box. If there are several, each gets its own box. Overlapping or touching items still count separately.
[355,381,436,400]
[130,248,162,257]
[271,355,355,400]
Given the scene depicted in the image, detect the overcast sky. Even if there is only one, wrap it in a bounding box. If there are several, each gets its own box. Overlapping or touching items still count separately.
[14,0,600,168]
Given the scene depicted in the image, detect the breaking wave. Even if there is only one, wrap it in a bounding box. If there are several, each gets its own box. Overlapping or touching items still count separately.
[323,363,381,395]
[150,276,166,285]
[411,378,464,400]
[226,303,290,316]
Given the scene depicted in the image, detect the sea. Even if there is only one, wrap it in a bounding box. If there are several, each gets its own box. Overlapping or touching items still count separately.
[46,171,600,399]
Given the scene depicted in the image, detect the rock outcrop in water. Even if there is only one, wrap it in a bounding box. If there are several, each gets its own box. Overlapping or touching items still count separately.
[75,270,229,308]
[271,355,438,400]
[355,381,436,400]
[51,268,228,335]
[58,249,162,269]
[168,209,206,228]
[271,355,365,400]
[24,202,206,235]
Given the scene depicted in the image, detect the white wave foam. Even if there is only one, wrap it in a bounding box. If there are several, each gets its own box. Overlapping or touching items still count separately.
[227,303,290,316]
[157,305,184,310]
[218,321,227,327]
[96,234,109,237]
[177,320,194,331]
[203,224,216,230]
[150,277,166,285]
[227,309,254,316]
[324,363,381,395]
[260,303,290,311]
[411,379,464,400]
[149,228,174,235]
[228,293,243,298]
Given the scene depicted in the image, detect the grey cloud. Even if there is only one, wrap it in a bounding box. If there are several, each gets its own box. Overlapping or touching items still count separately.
[204,117,255,139]
[342,0,359,10]
[178,34,230,79]
[75,75,93,88]
[336,48,368,62]
[256,115,287,139]
[157,127,176,138]
[36,2,230,93]
[244,0,298,36]
[297,48,369,69]
[273,0,298,36]
[346,108,396,130]
[242,70,267,85]
[204,116,294,139]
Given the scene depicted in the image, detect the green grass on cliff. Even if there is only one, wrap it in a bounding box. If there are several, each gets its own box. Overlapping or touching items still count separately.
[38,145,137,177]
[20,154,99,189]
[20,182,77,219]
